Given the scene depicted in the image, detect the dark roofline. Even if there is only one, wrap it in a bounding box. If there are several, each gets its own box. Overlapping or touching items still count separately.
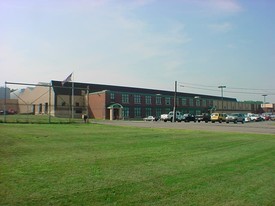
[51,80,237,102]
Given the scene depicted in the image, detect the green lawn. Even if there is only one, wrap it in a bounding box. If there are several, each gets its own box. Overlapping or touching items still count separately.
[0,123,275,205]
[0,114,83,124]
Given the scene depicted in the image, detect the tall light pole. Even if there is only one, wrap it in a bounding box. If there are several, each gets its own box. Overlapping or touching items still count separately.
[173,81,177,122]
[194,96,200,115]
[218,86,226,113]
[262,94,267,113]
[262,94,267,104]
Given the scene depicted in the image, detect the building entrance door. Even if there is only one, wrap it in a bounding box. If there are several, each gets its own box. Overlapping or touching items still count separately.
[107,103,123,120]
[114,108,119,120]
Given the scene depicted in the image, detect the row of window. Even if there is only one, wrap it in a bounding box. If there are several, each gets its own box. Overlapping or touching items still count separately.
[122,107,202,118]
[112,93,211,107]
[122,107,162,118]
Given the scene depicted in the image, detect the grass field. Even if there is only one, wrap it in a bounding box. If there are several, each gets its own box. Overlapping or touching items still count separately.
[0,114,83,124]
[1,123,275,205]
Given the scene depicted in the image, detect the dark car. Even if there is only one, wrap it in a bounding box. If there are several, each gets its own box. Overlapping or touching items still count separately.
[7,109,17,114]
[196,113,211,123]
[183,113,196,122]
[0,110,17,115]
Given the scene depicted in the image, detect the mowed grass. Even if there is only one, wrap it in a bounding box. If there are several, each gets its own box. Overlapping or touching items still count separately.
[0,124,275,205]
[0,114,83,124]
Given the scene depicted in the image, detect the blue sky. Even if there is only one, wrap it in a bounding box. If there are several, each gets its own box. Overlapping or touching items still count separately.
[1,0,275,103]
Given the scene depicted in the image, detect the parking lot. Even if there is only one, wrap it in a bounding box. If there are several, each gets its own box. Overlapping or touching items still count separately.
[96,120,275,135]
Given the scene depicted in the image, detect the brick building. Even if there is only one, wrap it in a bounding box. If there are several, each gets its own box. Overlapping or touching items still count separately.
[6,81,262,120]
[51,81,261,120]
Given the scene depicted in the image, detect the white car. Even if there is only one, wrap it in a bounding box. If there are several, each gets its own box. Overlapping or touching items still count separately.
[143,116,156,121]
[244,114,251,122]
[160,114,168,121]
[248,114,261,122]
[165,111,183,122]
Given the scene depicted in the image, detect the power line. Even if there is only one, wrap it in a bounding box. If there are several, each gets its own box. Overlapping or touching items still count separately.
[178,81,275,91]
[179,83,275,96]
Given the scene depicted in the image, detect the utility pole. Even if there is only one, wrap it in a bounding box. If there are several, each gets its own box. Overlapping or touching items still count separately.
[48,83,51,123]
[218,86,226,113]
[87,86,90,116]
[173,81,177,122]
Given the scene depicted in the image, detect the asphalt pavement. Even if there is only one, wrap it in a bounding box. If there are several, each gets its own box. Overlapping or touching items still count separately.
[94,120,275,135]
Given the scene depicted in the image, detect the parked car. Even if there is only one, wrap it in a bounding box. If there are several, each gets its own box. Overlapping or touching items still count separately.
[182,113,196,122]
[244,114,251,122]
[270,114,275,121]
[0,109,17,115]
[226,113,245,124]
[248,113,261,122]
[7,109,17,114]
[196,113,211,123]
[211,113,227,123]
[143,116,157,121]
[160,114,168,121]
[260,114,270,121]
[164,111,183,122]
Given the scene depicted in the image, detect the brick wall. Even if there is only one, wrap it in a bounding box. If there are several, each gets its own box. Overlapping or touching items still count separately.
[89,92,107,119]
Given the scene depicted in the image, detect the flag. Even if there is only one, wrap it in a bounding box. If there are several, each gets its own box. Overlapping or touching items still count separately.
[62,73,73,86]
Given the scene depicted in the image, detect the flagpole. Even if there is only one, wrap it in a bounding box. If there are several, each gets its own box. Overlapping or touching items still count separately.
[61,72,74,120]
[48,82,52,123]
[4,81,7,123]
[71,73,74,120]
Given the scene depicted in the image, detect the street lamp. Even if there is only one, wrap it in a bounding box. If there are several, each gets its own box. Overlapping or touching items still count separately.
[262,94,267,113]
[218,86,226,113]
[262,94,267,104]
[194,96,200,115]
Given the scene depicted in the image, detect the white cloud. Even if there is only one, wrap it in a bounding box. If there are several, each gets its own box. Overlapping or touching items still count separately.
[0,0,187,89]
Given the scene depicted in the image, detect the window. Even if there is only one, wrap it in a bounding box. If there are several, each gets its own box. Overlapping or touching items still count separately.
[110,92,115,100]
[165,97,171,105]
[122,94,129,104]
[209,100,213,107]
[39,104,42,113]
[189,98,194,106]
[45,103,48,113]
[134,95,141,104]
[196,99,200,107]
[156,108,162,117]
[182,109,188,114]
[134,107,141,117]
[181,98,187,106]
[202,100,206,107]
[145,96,152,105]
[145,108,152,116]
[195,110,201,115]
[75,102,82,113]
[156,96,162,105]
[123,107,129,118]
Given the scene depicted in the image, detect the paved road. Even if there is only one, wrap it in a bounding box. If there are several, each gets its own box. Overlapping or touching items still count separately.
[94,120,275,135]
